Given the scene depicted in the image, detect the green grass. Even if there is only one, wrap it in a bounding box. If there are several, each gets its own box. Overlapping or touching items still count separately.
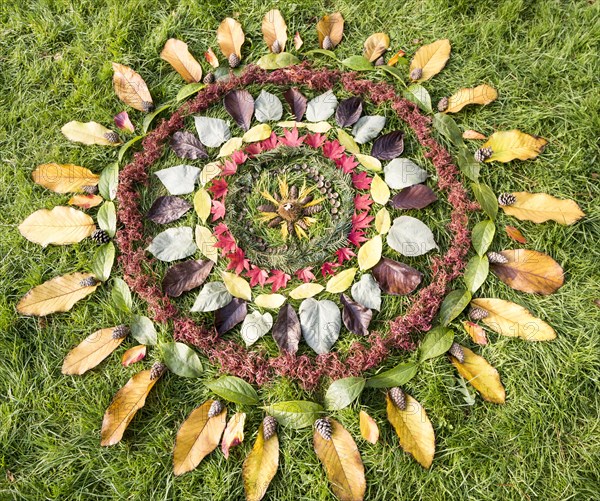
[1,0,599,499]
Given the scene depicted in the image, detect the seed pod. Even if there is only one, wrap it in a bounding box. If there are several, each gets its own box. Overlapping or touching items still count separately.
[271,40,282,54]
[437,97,449,112]
[469,307,489,320]
[142,101,155,113]
[263,416,278,440]
[208,399,224,418]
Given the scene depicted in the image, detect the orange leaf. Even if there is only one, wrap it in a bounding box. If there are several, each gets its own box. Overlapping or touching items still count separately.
[505,225,527,244]
[205,48,220,68]
[482,130,547,162]
[160,39,203,83]
[443,84,497,113]
[294,31,303,50]
[462,320,487,345]
[359,410,379,444]
[19,206,95,246]
[221,412,246,459]
[462,129,487,140]
[62,327,125,375]
[500,192,585,225]
[450,345,505,404]
[112,62,153,112]
[68,194,103,209]
[32,163,99,193]
[121,345,147,367]
[317,12,344,49]
[409,39,451,82]
[217,18,245,59]
[243,419,279,501]
[387,50,406,66]
[363,33,390,62]
[262,9,287,53]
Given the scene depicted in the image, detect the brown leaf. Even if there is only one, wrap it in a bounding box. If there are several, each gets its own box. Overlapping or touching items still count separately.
[62,327,125,375]
[160,38,203,83]
[386,393,435,468]
[162,259,214,298]
[68,194,103,209]
[359,410,379,444]
[314,418,366,501]
[224,90,255,131]
[221,412,246,459]
[61,121,120,146]
[100,369,160,446]
[272,303,301,354]
[500,192,584,225]
[112,63,154,112]
[32,163,99,193]
[294,31,303,50]
[505,225,527,244]
[262,9,288,53]
[372,257,422,295]
[317,12,344,49]
[217,17,245,58]
[363,33,390,62]
[462,320,487,345]
[121,345,147,367]
[173,400,227,475]
[450,345,505,404]
[443,84,498,113]
[409,39,451,82]
[146,196,192,224]
[462,129,487,140]
[18,206,95,246]
[283,87,307,122]
[371,131,404,160]
[215,298,247,335]
[389,184,438,210]
[490,249,564,295]
[243,419,279,501]
[17,272,99,316]
[340,293,372,336]
[482,130,547,162]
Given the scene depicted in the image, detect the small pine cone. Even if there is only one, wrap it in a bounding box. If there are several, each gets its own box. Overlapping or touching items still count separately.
[149,362,167,380]
[271,40,282,54]
[389,387,406,410]
[228,53,241,68]
[487,251,508,264]
[303,204,322,216]
[296,219,308,231]
[322,36,334,50]
[498,192,516,206]
[410,67,423,80]
[289,185,298,199]
[142,101,155,113]
[374,56,385,66]
[474,147,493,163]
[91,229,110,244]
[437,97,449,112]
[257,204,277,213]
[208,400,224,418]
[268,216,283,228]
[448,342,465,363]
[203,72,215,84]
[104,131,120,144]
[314,418,332,440]
[112,324,130,339]
[469,307,489,320]
[82,185,98,195]
[79,276,99,287]
[263,416,278,440]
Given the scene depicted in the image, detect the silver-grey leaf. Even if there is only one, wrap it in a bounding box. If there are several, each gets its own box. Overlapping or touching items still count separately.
[191,282,233,312]
[147,226,197,262]
[352,115,386,144]
[193,116,231,148]
[387,216,438,257]
[240,310,273,347]
[299,298,341,354]
[351,274,381,311]
[155,165,200,195]
[254,90,283,122]
[305,90,338,122]
[383,158,429,190]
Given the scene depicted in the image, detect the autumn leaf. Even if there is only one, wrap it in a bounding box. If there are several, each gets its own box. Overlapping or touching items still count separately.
[409,39,451,82]
[500,192,584,225]
[313,418,366,501]
[359,410,379,444]
[363,33,390,62]
[482,130,547,162]
[262,9,287,53]
[325,268,357,294]
[340,293,372,336]
[112,63,154,112]
[375,208,391,234]
[442,85,497,113]
[32,163,99,193]
[372,258,422,295]
[68,194,103,209]
[505,225,527,244]
[462,320,487,345]
[243,419,279,501]
[450,345,505,404]
[62,327,125,375]
[194,188,212,223]
[195,225,219,263]
[217,17,245,59]
[19,206,95,246]
[294,31,303,50]
[272,303,301,354]
[317,12,344,49]
[163,259,214,297]
[173,400,227,475]
[221,412,246,459]
[289,283,324,299]
[463,129,487,140]
[357,234,382,271]
[370,174,390,205]
[121,345,147,367]
[61,121,120,146]
[160,38,203,83]
[205,47,219,68]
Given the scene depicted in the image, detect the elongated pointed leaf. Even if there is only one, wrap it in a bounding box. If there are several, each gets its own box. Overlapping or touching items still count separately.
[352,115,385,144]
[443,84,497,113]
[112,63,153,112]
[32,163,99,193]
[162,259,214,297]
[482,130,547,162]
[363,32,390,62]
[62,121,120,146]
[217,17,244,58]
[224,90,254,131]
[262,9,287,52]
[390,184,437,209]
[243,419,279,501]
[146,196,192,224]
[160,38,203,83]
[450,345,505,404]
[62,327,125,375]
[335,97,363,128]
[206,375,258,405]
[306,91,338,122]
[340,294,372,336]
[162,342,203,377]
[325,377,366,411]
[387,216,438,256]
[272,303,301,354]
[147,227,197,262]
[409,39,451,82]
[500,192,584,225]
[283,88,307,121]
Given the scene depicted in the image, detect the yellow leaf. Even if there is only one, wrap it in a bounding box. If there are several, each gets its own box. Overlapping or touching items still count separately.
[443,84,498,113]
[32,163,99,193]
[193,188,212,223]
[121,345,147,367]
[363,32,390,62]
[470,297,556,341]
[326,268,357,294]
[221,412,246,459]
[409,39,451,82]
[262,9,288,53]
[218,137,244,157]
[462,320,488,345]
[100,369,160,446]
[314,418,366,501]
[374,207,391,234]
[199,162,222,186]
[217,17,245,58]
[222,272,252,301]
[354,153,381,172]
[173,400,227,475]
[62,327,125,375]
[68,194,103,209]
[112,62,153,112]
[289,283,324,300]
[194,225,219,263]
[482,130,548,162]
[500,192,584,225]
[386,393,435,468]
[370,174,390,205]
[359,410,379,444]
[243,419,279,501]
[61,121,119,146]
[317,12,344,49]
[243,124,272,143]
[276,121,304,129]
[305,121,332,133]
[336,128,359,154]
[160,38,203,83]
[357,235,382,271]
[255,294,286,309]
[19,206,95,246]
[450,345,506,404]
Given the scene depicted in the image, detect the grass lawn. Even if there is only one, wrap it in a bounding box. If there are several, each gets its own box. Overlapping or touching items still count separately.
[1,0,599,499]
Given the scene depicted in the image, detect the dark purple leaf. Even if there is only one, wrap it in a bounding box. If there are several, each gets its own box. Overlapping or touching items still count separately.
[272,303,301,354]
[389,184,438,210]
[215,298,247,335]
[371,131,404,160]
[284,87,307,122]
[223,89,254,131]
[146,196,192,224]
[340,293,372,336]
[372,257,422,295]
[335,97,363,127]
[162,259,214,297]
[170,131,208,160]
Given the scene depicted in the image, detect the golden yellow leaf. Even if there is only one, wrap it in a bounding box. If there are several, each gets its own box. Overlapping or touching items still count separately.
[482,130,547,162]
[194,225,219,264]
[112,62,153,112]
[221,412,246,459]
[121,345,147,367]
[160,38,203,83]
[500,192,584,225]
[359,410,379,444]
[387,49,406,66]
[262,9,287,53]
[317,12,344,48]
[193,188,212,223]
[314,419,366,501]
[386,393,435,468]
[358,235,382,271]
[100,369,160,446]
[173,400,227,475]
[19,206,95,246]
[363,32,390,62]
[243,419,279,501]
[370,174,390,205]
[61,121,119,146]
[462,129,487,140]
[289,283,324,300]
[409,39,451,82]
[62,327,125,375]
[32,163,99,193]
[336,129,359,154]
[462,320,487,345]
[470,297,556,341]
[354,153,382,172]
[217,17,245,58]
[243,124,272,143]
[444,84,498,113]
[68,194,103,209]
[222,272,252,301]
[305,122,332,133]
[450,345,506,404]
[218,137,244,157]
[255,294,286,309]
[326,268,357,294]
[199,162,222,185]
[374,207,391,234]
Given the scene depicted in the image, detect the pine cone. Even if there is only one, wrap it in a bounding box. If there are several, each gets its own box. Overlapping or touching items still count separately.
[389,387,406,410]
[410,67,423,80]
[487,251,508,264]
[142,101,155,113]
[448,342,465,363]
[271,40,282,54]
[112,324,130,339]
[289,185,298,199]
[208,400,224,418]
[149,362,167,380]
[263,416,278,440]
[498,192,516,206]
[104,131,120,144]
[302,205,322,216]
[474,147,493,163]
[314,418,332,440]
[79,276,99,287]
[203,72,215,84]
[82,185,98,195]
[437,97,449,112]
[257,204,277,213]
[91,229,110,244]
[228,53,241,68]
[322,35,334,50]
[469,307,489,320]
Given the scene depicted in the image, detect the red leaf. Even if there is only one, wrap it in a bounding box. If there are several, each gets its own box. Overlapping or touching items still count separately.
[389,184,437,210]
[352,171,372,190]
[213,222,230,236]
[336,247,356,265]
[226,248,250,274]
[208,178,228,200]
[214,231,237,255]
[348,229,368,246]
[295,267,316,283]
[505,225,527,244]
[259,132,278,151]
[231,150,248,164]
[114,111,134,133]
[223,90,254,131]
[354,194,373,211]
[266,270,291,292]
[352,211,374,231]
[335,154,359,174]
[305,133,326,148]
[322,140,345,160]
[283,87,307,121]
[220,159,238,176]
[279,127,305,147]
[244,142,262,156]
[211,200,226,221]
[321,261,340,277]
[246,265,269,287]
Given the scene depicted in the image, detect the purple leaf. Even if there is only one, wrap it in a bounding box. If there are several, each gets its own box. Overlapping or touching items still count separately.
[162,259,214,297]
[371,131,404,160]
[215,298,247,335]
[170,131,208,160]
[335,97,363,127]
[389,184,438,210]
[146,196,192,224]
[272,303,301,354]
[340,293,372,336]
[283,87,307,122]
[114,111,134,132]
[372,257,422,295]
[223,89,254,131]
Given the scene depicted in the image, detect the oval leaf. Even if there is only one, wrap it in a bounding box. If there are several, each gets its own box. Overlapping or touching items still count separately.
[170,130,208,160]
[146,196,192,224]
[340,294,372,336]
[272,303,301,354]
[130,315,158,345]
[215,298,247,335]
[409,39,451,82]
[325,377,366,411]
[61,121,119,146]
[358,234,382,271]
[19,206,95,246]
[363,32,390,62]
[283,88,307,122]
[471,220,496,256]
[372,257,422,295]
[194,116,231,148]
[387,216,438,256]
[390,184,437,210]
[482,130,548,162]
[359,410,379,444]
[306,91,338,122]
[371,131,404,160]
[160,38,202,83]
[263,400,323,429]
[255,90,283,122]
[351,274,381,311]
[384,158,428,190]
[241,311,273,347]
[163,342,204,377]
[438,289,472,326]
[32,163,99,193]
[155,165,200,195]
[163,259,214,297]
[222,272,252,301]
[444,84,498,113]
[217,17,245,58]
[147,227,197,262]
[112,62,153,112]
[243,418,279,501]
[121,345,147,367]
[206,376,259,405]
[254,294,286,309]
[419,326,454,362]
[365,361,418,388]
[335,97,363,128]
[62,327,125,375]
[326,268,357,294]
[299,299,341,354]
[352,115,386,144]
[450,345,505,404]
[191,282,232,312]
[370,174,390,205]
[500,192,584,225]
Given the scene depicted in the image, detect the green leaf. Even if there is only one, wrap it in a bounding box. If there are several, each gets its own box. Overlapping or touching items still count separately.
[256,54,279,70]
[118,135,144,163]
[456,145,480,181]
[304,49,339,60]
[162,342,203,377]
[471,182,498,221]
[261,400,324,429]
[91,242,115,282]
[404,84,432,113]
[365,361,418,388]
[472,220,496,256]
[176,82,205,102]
[324,377,366,411]
[275,53,300,68]
[463,255,489,293]
[342,55,374,71]
[438,289,472,326]
[98,162,118,200]
[378,65,406,83]
[130,315,157,345]
[432,112,464,147]
[142,104,170,134]
[419,326,454,362]
[97,201,116,237]
[205,375,259,406]
[111,277,132,313]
